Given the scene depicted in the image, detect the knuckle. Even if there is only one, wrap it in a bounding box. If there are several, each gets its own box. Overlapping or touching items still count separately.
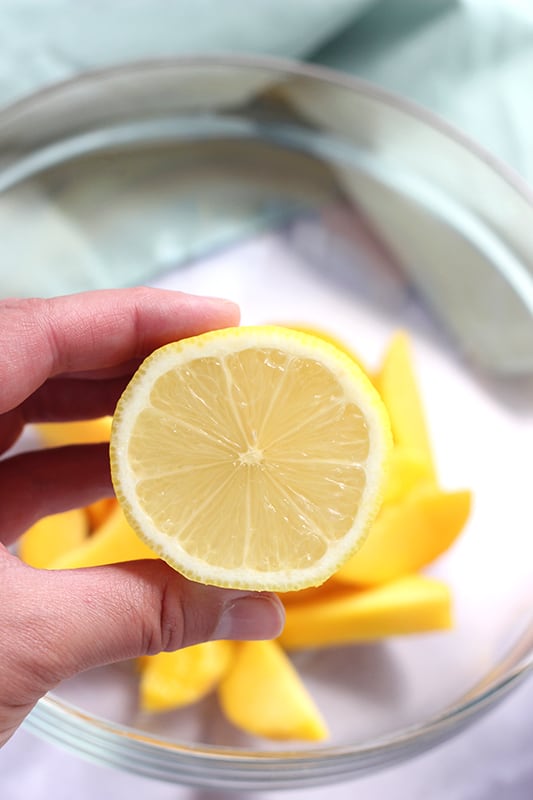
[140,564,186,655]
[0,297,56,409]
[0,296,48,315]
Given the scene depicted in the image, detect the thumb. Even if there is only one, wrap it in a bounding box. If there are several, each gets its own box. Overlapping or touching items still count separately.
[1,555,285,737]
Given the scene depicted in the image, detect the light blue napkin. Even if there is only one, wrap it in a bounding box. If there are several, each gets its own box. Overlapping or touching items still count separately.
[316,0,533,183]
[1,0,531,179]
[1,0,533,297]
[0,0,372,106]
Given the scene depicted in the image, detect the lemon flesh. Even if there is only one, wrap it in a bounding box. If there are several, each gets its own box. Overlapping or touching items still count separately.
[110,326,391,591]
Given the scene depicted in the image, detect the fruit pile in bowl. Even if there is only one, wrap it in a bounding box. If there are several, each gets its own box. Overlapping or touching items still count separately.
[19,327,471,743]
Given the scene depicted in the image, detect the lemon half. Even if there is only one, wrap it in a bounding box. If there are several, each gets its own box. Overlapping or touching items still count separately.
[110,325,391,591]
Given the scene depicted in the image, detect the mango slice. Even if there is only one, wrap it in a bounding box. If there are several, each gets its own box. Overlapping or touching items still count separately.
[374,332,435,480]
[279,575,452,650]
[19,508,89,569]
[277,580,341,607]
[381,445,434,506]
[218,640,328,741]
[49,504,157,569]
[335,485,471,586]
[285,324,367,374]
[85,497,118,531]
[35,416,112,447]
[140,641,235,713]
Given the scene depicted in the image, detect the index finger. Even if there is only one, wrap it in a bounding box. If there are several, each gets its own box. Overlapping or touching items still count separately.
[0,288,239,413]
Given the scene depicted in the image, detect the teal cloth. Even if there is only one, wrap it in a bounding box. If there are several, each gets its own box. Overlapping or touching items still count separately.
[1,0,533,295]
[1,0,531,178]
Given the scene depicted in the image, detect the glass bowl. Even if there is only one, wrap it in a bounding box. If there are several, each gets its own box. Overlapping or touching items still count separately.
[1,55,532,791]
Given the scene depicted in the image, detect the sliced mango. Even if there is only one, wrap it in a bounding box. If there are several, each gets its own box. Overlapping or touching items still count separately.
[279,575,452,650]
[85,497,118,531]
[285,324,367,374]
[382,445,434,506]
[374,332,435,480]
[49,504,156,569]
[277,579,341,607]
[35,416,112,447]
[25,330,472,746]
[218,640,328,741]
[140,641,235,713]
[19,508,89,569]
[335,485,471,586]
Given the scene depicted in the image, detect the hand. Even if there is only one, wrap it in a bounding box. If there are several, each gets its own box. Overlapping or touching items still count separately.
[0,287,284,747]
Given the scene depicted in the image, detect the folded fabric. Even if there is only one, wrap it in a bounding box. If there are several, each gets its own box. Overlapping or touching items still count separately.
[0,0,371,107]
[1,0,533,301]
[0,0,532,179]
[316,0,533,183]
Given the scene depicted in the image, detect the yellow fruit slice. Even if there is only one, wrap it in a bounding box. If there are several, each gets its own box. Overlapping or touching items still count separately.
[19,508,88,569]
[35,416,112,447]
[49,504,157,570]
[334,485,471,586]
[110,325,391,592]
[277,578,341,607]
[381,445,434,506]
[140,641,235,713]
[279,575,452,650]
[284,323,367,373]
[85,497,118,531]
[374,332,435,480]
[218,640,328,741]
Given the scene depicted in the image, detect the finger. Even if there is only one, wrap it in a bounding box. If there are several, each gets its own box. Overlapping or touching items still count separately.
[54,357,148,381]
[0,555,285,744]
[1,377,126,456]
[0,288,239,413]
[0,408,24,455]
[22,376,130,423]
[0,444,111,544]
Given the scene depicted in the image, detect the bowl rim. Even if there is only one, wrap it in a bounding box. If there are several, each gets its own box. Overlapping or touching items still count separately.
[31,663,532,763]
[4,51,533,775]
[1,51,533,211]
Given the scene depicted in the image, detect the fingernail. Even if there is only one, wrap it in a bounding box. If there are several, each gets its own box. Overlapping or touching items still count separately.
[214,593,285,641]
